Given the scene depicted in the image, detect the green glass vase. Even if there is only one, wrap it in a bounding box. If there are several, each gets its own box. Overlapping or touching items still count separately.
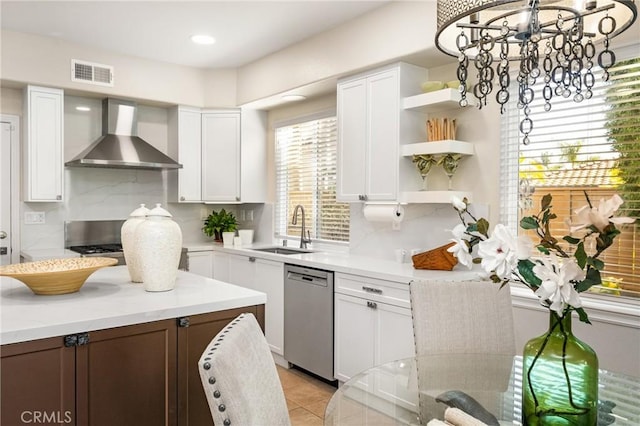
[522,311,599,425]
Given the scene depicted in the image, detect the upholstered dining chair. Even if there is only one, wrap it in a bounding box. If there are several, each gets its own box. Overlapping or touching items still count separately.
[198,313,291,426]
[409,279,516,357]
[408,280,517,425]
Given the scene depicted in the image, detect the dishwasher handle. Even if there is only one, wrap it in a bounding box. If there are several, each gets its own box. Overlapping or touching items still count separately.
[287,271,328,287]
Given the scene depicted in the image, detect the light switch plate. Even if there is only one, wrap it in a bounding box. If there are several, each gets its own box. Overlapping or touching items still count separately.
[25,211,45,224]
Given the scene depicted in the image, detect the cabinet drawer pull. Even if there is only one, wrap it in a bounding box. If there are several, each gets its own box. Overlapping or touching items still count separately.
[64,332,90,347]
[367,301,377,309]
[362,286,382,294]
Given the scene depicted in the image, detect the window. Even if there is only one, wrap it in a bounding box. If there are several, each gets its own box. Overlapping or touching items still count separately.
[275,112,350,245]
[500,46,640,299]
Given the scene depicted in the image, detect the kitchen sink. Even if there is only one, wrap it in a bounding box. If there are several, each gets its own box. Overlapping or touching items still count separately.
[250,246,313,255]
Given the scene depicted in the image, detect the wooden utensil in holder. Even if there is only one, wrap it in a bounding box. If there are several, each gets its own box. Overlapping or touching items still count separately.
[427,118,457,141]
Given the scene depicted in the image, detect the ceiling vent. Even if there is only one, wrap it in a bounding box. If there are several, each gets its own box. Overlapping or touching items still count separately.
[71,59,114,87]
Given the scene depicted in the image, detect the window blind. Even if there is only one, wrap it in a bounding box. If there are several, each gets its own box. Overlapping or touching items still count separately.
[500,47,640,299]
[275,114,350,244]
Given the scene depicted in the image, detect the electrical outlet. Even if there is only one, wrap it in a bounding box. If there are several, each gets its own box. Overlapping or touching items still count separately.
[239,210,246,221]
[247,210,254,222]
[25,211,45,224]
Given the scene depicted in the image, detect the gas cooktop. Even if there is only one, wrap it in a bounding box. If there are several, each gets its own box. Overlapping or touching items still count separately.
[68,244,124,255]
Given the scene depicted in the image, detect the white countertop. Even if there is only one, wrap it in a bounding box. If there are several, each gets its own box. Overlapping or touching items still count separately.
[0,266,266,345]
[213,244,483,283]
[20,248,80,262]
[23,242,482,284]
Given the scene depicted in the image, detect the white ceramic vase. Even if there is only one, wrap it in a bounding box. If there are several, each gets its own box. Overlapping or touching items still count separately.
[136,204,183,292]
[121,203,149,283]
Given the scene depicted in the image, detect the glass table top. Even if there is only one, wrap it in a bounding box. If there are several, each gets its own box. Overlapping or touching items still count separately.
[324,354,640,425]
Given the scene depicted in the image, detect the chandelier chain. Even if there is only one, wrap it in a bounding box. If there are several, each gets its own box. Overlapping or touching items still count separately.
[435,0,636,145]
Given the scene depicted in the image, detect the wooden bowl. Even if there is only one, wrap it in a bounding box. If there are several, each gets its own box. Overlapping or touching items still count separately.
[0,257,118,295]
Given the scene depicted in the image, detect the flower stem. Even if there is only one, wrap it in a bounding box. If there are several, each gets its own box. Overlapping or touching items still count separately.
[527,311,591,421]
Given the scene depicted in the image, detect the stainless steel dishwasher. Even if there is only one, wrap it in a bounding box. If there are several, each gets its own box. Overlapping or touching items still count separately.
[284,264,335,381]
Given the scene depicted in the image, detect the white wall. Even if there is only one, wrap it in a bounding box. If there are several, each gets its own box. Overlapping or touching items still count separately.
[0,30,236,108]
[236,1,440,105]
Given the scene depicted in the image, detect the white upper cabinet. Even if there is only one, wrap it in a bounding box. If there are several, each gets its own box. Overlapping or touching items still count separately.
[23,85,64,202]
[168,106,202,202]
[337,77,368,202]
[366,70,400,201]
[239,108,267,203]
[202,110,241,203]
[170,108,264,204]
[337,63,426,203]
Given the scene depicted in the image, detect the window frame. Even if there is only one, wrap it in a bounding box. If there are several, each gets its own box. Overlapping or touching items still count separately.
[499,43,640,308]
[273,109,350,248]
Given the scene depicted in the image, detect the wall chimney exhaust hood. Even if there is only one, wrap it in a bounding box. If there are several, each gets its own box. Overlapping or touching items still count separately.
[66,98,182,170]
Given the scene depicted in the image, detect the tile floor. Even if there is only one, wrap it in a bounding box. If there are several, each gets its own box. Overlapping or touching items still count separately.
[277,365,338,426]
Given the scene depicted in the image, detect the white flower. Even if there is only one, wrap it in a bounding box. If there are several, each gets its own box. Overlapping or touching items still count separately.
[477,224,532,280]
[448,224,472,269]
[533,255,586,316]
[451,196,467,212]
[571,194,636,233]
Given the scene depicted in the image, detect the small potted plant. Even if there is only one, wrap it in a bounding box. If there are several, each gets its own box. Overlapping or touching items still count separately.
[202,209,238,243]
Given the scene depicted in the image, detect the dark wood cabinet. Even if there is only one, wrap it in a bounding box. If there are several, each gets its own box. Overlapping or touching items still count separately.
[1,305,264,426]
[177,305,264,426]
[1,336,75,426]
[76,319,178,426]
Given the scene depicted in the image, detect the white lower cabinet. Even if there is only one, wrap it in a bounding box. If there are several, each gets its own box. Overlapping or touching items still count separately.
[185,250,213,278]
[212,251,229,282]
[334,273,416,410]
[214,252,284,356]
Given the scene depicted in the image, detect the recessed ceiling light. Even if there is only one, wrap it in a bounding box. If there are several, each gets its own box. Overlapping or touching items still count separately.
[75,106,91,112]
[190,34,216,45]
[282,95,306,102]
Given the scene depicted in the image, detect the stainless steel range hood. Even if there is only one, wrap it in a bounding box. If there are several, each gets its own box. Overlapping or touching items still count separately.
[66,98,182,170]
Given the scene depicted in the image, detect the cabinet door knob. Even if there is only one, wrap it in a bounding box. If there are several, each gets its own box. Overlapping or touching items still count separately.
[248,257,256,262]
[367,301,377,309]
[56,195,62,200]
[235,196,240,202]
[180,196,185,201]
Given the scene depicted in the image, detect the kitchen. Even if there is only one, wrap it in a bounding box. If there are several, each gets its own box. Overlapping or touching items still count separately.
[1,1,639,425]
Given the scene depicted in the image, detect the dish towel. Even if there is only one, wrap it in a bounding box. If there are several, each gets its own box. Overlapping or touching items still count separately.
[445,407,489,426]
[427,408,490,426]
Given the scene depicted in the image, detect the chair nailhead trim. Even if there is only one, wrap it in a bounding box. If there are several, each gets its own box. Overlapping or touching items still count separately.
[208,377,216,384]
[203,362,211,370]
[223,419,231,426]
[204,357,211,361]
[218,404,226,412]
[213,390,221,398]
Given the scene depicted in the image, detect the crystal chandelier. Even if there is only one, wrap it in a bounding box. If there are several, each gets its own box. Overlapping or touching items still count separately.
[435,0,638,144]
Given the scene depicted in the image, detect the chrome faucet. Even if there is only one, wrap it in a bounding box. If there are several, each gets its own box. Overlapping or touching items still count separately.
[292,204,312,249]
